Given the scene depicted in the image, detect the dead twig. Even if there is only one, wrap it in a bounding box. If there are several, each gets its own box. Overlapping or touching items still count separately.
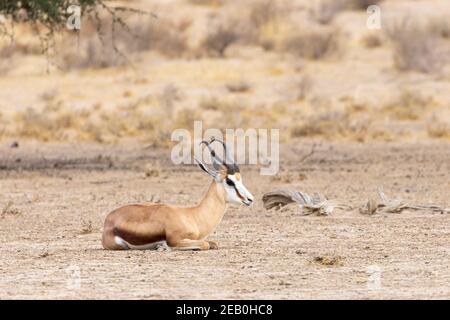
[298,142,319,163]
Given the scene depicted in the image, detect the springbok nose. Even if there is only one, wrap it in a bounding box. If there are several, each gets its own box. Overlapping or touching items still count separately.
[244,197,254,206]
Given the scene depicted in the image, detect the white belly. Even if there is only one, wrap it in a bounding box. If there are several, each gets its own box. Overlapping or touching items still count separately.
[114,236,169,250]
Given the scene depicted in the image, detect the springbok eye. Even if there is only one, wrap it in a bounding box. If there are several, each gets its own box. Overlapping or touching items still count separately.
[226,178,234,186]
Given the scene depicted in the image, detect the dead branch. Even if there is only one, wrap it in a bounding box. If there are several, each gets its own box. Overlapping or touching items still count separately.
[0,0,157,69]
[262,189,351,216]
[359,188,450,215]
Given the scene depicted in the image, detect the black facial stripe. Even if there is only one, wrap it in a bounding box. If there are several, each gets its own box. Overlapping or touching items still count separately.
[233,185,245,200]
[226,178,245,200]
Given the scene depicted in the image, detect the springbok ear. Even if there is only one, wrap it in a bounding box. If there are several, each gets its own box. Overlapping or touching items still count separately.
[194,157,219,180]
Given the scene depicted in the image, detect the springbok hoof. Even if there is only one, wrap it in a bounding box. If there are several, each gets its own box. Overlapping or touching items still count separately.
[208,241,219,250]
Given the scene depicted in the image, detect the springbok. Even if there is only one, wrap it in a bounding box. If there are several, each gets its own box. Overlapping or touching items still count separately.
[102,138,254,250]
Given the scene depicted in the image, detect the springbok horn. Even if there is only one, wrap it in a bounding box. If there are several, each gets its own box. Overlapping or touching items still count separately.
[209,138,239,173]
[200,140,225,170]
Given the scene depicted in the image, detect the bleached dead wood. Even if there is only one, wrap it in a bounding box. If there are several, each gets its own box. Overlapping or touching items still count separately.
[359,188,450,215]
[262,188,450,216]
[262,189,351,216]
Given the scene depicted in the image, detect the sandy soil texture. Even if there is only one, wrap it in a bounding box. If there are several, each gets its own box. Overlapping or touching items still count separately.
[1,140,449,299]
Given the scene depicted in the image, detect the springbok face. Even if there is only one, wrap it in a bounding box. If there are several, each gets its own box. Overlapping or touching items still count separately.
[222,172,254,206]
[195,138,254,206]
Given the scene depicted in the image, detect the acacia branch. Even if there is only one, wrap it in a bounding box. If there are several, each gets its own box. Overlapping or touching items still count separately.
[0,0,157,68]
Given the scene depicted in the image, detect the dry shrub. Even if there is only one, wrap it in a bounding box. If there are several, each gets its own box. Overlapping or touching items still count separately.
[40,88,59,102]
[361,33,382,48]
[310,0,383,22]
[199,97,239,124]
[61,17,188,69]
[385,17,443,73]
[199,96,234,111]
[158,84,180,117]
[201,23,240,57]
[173,108,201,129]
[309,0,384,25]
[188,0,223,6]
[0,44,15,58]
[14,107,62,141]
[124,19,188,58]
[62,37,123,69]
[310,0,347,25]
[7,101,204,145]
[348,0,383,10]
[290,112,345,137]
[10,99,147,143]
[226,80,251,93]
[0,44,15,74]
[248,0,282,49]
[295,74,314,100]
[199,97,283,130]
[0,59,12,74]
[290,110,389,142]
[0,111,3,127]
[382,90,432,121]
[429,17,450,40]
[249,0,279,29]
[283,28,341,60]
[0,39,41,57]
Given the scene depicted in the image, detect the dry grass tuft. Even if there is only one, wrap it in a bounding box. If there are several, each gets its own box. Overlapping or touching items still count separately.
[199,96,234,112]
[312,255,344,266]
[144,163,161,178]
[6,97,188,144]
[382,90,432,121]
[1,201,21,218]
[81,220,94,234]
[271,171,307,183]
[290,111,372,142]
[427,119,450,139]
[38,247,50,258]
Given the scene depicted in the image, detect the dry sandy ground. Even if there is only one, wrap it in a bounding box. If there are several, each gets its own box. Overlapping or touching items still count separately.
[0,140,449,299]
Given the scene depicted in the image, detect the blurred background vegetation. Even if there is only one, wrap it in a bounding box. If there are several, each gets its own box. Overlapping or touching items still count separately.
[0,0,449,145]
[0,0,97,26]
